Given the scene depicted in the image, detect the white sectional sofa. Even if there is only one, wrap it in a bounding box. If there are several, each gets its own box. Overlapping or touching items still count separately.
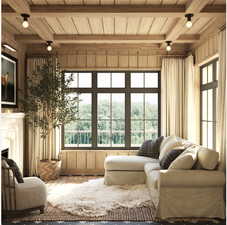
[104,136,226,219]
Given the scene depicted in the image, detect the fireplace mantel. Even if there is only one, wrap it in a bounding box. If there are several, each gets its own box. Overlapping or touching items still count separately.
[0,113,25,174]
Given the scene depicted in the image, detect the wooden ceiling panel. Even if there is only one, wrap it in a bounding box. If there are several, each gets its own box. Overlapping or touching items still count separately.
[100,0,114,4]
[103,17,114,34]
[137,17,154,34]
[64,0,83,4]
[73,17,92,34]
[5,17,35,34]
[131,0,147,4]
[146,0,162,4]
[46,0,65,4]
[162,0,178,4]
[45,17,65,34]
[185,18,211,34]
[213,0,226,4]
[126,17,141,34]
[115,16,127,34]
[175,0,187,5]
[58,17,78,34]
[30,0,48,4]
[149,17,167,34]
[115,0,130,4]
[2,18,21,34]
[83,0,100,4]
[89,17,104,34]
[160,17,178,34]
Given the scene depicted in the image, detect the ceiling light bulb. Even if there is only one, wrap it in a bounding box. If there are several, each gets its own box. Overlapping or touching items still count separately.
[186,20,192,28]
[47,45,52,51]
[22,20,29,28]
[185,14,193,29]
[166,45,171,51]
[21,14,30,28]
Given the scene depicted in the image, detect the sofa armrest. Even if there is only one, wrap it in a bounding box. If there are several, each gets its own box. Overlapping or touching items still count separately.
[159,169,225,187]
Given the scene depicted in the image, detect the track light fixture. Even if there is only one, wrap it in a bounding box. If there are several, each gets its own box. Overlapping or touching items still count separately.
[21,14,30,28]
[46,41,53,51]
[185,14,193,28]
[166,41,172,51]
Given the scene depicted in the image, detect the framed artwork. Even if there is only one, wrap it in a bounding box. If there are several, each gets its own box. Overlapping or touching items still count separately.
[1,52,18,108]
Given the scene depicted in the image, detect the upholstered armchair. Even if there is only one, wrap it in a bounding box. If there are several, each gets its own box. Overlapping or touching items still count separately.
[2,160,47,216]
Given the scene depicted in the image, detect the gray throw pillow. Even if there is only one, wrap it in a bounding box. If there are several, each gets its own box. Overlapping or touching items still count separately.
[160,149,185,169]
[2,157,24,183]
[137,136,164,159]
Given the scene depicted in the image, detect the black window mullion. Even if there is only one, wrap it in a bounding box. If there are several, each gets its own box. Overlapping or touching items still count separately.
[92,72,97,148]
[125,72,131,148]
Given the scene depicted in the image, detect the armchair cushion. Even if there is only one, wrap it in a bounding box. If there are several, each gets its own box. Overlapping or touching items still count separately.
[15,177,47,210]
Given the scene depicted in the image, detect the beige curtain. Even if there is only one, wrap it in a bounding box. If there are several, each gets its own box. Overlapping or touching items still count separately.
[183,55,200,143]
[216,28,226,171]
[26,56,61,176]
[161,58,185,137]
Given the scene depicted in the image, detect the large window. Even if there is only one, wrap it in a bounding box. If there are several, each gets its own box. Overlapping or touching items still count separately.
[200,59,218,149]
[63,71,160,149]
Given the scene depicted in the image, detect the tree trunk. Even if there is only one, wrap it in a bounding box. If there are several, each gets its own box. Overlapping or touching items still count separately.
[48,128,52,161]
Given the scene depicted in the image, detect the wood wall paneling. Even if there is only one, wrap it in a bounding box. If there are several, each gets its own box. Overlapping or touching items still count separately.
[61,150,137,175]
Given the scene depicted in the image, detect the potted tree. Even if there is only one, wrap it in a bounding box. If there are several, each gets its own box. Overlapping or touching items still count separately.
[22,59,78,181]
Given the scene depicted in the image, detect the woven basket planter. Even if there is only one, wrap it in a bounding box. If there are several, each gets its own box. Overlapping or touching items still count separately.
[38,160,62,182]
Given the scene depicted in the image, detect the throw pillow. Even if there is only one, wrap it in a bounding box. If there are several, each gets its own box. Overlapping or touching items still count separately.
[197,148,219,170]
[137,136,164,159]
[2,157,24,183]
[168,145,198,170]
[159,136,182,161]
[160,149,185,169]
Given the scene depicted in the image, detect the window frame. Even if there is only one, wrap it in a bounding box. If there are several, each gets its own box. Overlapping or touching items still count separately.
[200,59,218,149]
[62,71,161,150]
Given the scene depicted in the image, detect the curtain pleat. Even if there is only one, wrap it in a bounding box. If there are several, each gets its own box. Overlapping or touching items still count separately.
[161,58,185,137]
[26,56,61,176]
[183,55,200,143]
[216,29,226,171]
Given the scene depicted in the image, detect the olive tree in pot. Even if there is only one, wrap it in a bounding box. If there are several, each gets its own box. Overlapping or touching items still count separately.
[22,60,78,181]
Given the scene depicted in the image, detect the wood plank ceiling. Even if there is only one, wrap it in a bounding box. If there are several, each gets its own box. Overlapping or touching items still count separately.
[2,0,226,49]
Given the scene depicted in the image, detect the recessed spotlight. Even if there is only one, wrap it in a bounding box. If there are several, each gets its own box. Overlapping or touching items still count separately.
[166,41,172,51]
[21,14,30,28]
[185,14,193,28]
[46,41,53,51]
[2,43,16,52]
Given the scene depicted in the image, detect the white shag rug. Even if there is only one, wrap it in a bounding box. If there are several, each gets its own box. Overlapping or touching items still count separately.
[47,178,152,217]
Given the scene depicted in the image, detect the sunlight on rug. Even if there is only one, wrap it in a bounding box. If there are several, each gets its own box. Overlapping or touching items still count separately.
[47,178,152,217]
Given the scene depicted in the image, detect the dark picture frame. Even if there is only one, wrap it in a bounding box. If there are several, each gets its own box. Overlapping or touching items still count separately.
[1,52,18,108]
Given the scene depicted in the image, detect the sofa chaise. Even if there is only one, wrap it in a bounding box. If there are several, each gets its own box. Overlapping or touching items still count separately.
[104,136,225,219]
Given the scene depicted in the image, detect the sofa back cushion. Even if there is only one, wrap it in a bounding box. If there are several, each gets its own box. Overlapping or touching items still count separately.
[137,136,164,159]
[197,148,219,170]
[160,148,185,169]
[168,145,198,170]
[159,136,182,161]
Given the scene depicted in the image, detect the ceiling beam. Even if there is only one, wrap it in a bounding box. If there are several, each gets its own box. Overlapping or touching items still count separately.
[4,0,54,43]
[161,0,215,48]
[14,34,200,44]
[2,4,225,18]
[30,18,53,41]
[4,0,30,14]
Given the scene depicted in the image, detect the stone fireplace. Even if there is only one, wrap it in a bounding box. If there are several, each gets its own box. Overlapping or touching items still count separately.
[0,113,25,174]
